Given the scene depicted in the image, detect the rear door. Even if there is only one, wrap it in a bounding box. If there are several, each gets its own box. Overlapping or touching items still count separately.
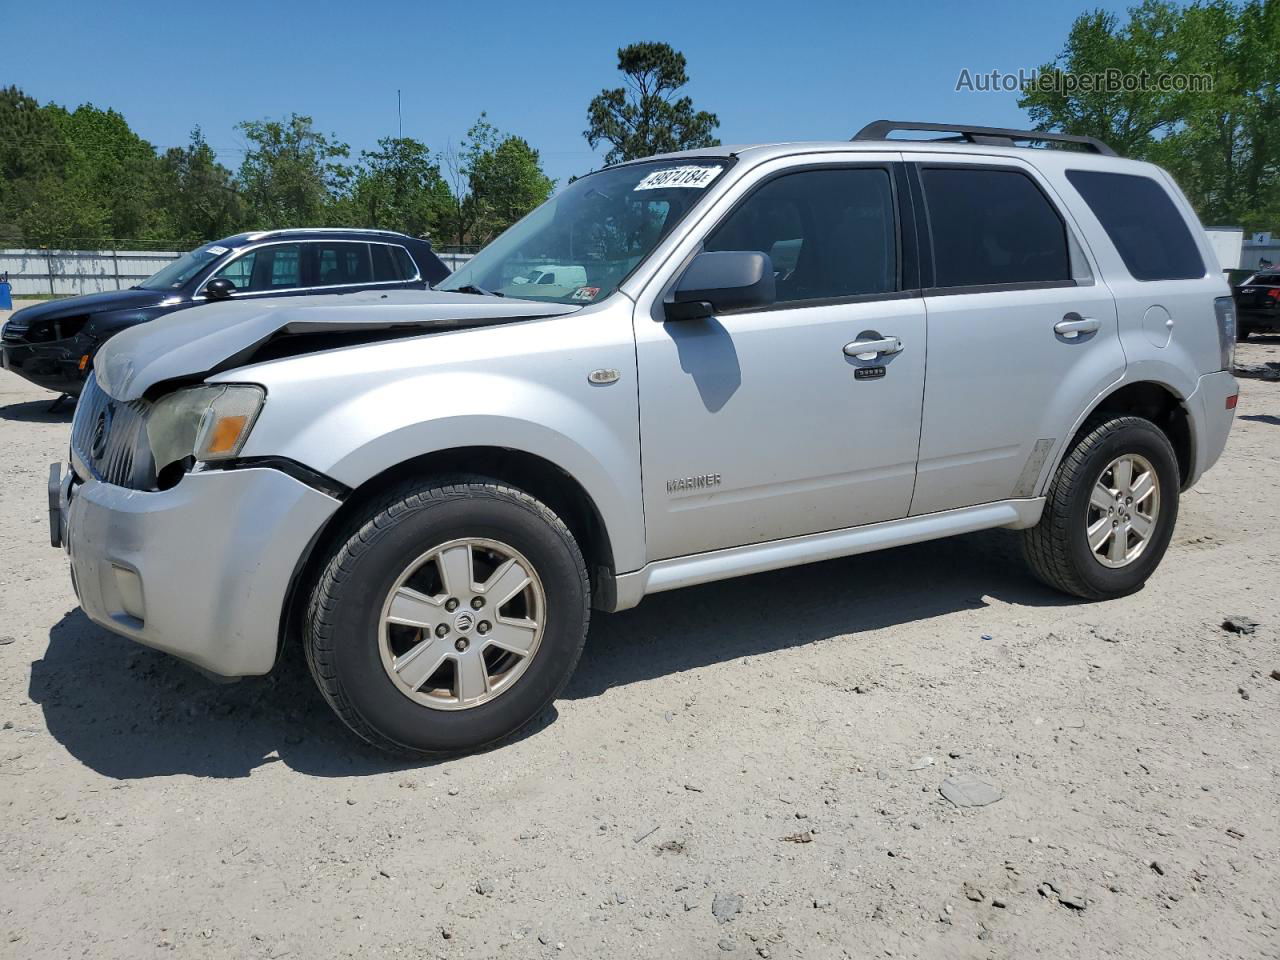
[904,155,1124,515]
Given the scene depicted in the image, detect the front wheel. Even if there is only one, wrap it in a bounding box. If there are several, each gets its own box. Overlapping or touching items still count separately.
[1023,416,1180,600]
[304,478,590,756]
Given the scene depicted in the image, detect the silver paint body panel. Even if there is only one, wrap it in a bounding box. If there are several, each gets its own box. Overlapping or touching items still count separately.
[62,467,339,676]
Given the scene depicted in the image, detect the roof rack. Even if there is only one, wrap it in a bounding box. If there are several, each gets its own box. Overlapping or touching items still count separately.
[852,121,1117,157]
[246,227,410,240]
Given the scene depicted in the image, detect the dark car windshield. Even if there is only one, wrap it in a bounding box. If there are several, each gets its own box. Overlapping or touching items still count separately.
[137,244,226,291]
[436,159,729,305]
[1244,273,1280,285]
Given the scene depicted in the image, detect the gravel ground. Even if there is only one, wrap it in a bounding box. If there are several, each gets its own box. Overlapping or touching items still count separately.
[1,326,1278,959]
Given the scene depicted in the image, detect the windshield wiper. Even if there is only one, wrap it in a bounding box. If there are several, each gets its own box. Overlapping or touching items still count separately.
[450,283,504,297]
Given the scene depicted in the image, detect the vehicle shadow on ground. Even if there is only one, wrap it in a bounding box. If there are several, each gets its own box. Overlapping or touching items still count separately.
[565,528,1074,700]
[0,398,74,424]
[33,529,1075,780]
[31,610,557,780]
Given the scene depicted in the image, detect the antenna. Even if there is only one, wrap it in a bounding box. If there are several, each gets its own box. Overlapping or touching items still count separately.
[397,89,403,139]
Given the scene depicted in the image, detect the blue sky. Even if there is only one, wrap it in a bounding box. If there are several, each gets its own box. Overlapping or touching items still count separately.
[5,0,1144,186]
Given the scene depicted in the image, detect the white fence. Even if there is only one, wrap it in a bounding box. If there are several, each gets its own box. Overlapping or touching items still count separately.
[0,248,185,296]
[0,247,473,297]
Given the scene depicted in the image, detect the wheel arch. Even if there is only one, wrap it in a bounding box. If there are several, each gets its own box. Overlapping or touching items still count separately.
[1044,379,1193,496]
[277,446,621,665]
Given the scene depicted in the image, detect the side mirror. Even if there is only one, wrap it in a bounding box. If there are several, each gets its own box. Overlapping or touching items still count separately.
[665,250,776,321]
[204,277,236,300]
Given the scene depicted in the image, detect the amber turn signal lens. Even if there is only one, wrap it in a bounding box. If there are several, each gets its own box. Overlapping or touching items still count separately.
[78,354,89,371]
[205,414,249,454]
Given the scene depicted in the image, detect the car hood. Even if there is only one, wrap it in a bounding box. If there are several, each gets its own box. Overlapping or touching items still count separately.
[94,288,580,401]
[5,287,172,327]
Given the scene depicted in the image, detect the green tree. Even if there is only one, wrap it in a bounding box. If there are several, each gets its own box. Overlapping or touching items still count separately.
[584,42,720,166]
[156,127,246,245]
[1019,0,1280,228]
[440,115,554,248]
[236,114,352,228]
[0,86,69,243]
[55,102,170,242]
[1155,0,1280,226]
[14,176,109,248]
[342,136,451,238]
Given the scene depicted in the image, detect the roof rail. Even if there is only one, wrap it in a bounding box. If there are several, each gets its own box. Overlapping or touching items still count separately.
[246,227,410,240]
[852,120,1117,157]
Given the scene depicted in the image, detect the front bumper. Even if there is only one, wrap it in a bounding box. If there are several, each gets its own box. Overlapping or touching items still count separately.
[1,337,92,395]
[1185,370,1238,487]
[57,464,341,677]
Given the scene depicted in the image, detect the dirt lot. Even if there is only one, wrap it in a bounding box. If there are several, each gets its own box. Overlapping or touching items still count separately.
[1,328,1278,960]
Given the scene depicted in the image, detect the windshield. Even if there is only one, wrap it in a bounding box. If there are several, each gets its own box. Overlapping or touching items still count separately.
[437,160,729,304]
[138,244,226,291]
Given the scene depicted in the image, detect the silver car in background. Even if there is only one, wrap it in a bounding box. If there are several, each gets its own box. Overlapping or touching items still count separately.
[52,122,1238,755]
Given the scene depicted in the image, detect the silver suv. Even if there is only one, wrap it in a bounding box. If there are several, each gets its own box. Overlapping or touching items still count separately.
[51,122,1240,755]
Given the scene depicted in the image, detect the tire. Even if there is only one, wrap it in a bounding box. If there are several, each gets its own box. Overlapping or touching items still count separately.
[304,477,590,757]
[1237,324,1252,341]
[1023,416,1180,600]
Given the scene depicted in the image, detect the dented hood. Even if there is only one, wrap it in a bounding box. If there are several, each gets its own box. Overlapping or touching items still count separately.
[94,289,579,401]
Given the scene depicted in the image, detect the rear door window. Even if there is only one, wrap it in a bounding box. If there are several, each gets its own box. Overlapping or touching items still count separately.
[371,244,401,282]
[1066,170,1204,281]
[921,167,1070,288]
[312,242,374,287]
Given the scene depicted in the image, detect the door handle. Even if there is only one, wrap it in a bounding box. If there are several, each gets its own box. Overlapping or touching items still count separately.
[1054,313,1100,338]
[843,336,903,360]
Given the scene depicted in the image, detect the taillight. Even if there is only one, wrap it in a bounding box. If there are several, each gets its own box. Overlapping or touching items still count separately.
[1214,297,1236,371]
[1268,288,1280,302]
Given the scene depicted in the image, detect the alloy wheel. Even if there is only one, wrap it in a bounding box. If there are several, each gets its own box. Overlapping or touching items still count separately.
[1086,453,1161,569]
[378,538,546,710]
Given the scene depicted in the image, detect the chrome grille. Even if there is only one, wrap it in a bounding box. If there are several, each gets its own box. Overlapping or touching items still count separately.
[71,374,153,488]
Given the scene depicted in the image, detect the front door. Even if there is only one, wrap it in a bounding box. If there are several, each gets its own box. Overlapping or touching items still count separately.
[633,159,928,561]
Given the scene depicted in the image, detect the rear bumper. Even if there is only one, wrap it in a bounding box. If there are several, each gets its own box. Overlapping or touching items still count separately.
[1237,307,1280,332]
[1185,370,1237,487]
[59,465,341,676]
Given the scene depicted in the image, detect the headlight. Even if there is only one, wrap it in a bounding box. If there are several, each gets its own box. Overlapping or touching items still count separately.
[146,384,265,471]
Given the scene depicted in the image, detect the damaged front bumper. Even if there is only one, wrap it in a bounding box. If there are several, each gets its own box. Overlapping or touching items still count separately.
[55,463,341,677]
[1,336,94,396]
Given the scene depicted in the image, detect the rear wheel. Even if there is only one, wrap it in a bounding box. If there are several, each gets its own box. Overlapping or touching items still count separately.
[304,477,590,756]
[1023,416,1179,600]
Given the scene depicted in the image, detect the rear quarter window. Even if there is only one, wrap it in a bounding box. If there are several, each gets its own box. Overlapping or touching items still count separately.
[1066,170,1205,281]
[393,246,419,280]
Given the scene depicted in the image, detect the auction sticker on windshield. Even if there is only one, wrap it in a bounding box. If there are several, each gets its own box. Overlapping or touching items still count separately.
[634,166,720,190]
